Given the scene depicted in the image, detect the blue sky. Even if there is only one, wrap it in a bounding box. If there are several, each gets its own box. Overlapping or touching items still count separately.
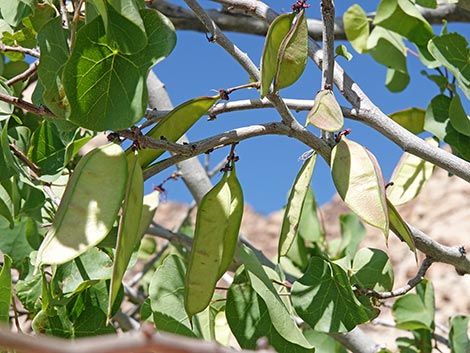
[149,1,469,214]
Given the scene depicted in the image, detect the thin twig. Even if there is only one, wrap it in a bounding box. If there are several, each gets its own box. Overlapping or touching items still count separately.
[0,92,56,118]
[0,44,40,58]
[6,61,39,86]
[9,143,41,177]
[356,258,433,299]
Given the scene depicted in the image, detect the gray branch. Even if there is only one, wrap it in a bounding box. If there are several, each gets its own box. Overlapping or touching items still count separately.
[148,0,470,39]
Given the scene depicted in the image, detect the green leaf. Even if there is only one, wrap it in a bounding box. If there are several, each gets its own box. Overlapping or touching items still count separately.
[73,306,116,337]
[0,217,35,266]
[0,80,13,121]
[428,33,470,98]
[0,254,11,323]
[331,137,389,235]
[343,4,370,54]
[387,199,416,256]
[385,67,410,92]
[226,268,313,353]
[37,16,70,117]
[336,213,366,260]
[387,137,438,206]
[0,0,33,27]
[335,45,353,61]
[136,95,219,169]
[237,245,313,349]
[389,107,425,135]
[104,1,147,54]
[16,273,42,313]
[63,9,176,131]
[307,90,344,132]
[273,10,308,92]
[424,94,470,160]
[279,153,316,258]
[373,0,434,46]
[291,256,378,333]
[260,13,293,97]
[108,152,144,319]
[350,248,394,292]
[296,188,325,244]
[416,0,437,8]
[449,316,470,353]
[54,248,113,295]
[0,181,15,227]
[449,94,470,136]
[32,307,74,338]
[303,329,347,353]
[366,26,408,72]
[392,280,435,330]
[36,143,128,266]
[28,121,68,177]
[149,255,196,337]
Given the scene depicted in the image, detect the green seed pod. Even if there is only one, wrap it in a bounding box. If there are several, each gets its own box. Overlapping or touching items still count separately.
[218,166,244,278]
[36,143,128,267]
[184,173,231,318]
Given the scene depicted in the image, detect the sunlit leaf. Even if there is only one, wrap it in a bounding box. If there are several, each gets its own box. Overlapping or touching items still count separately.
[428,33,470,98]
[389,107,425,135]
[0,254,12,323]
[373,0,434,46]
[449,316,470,353]
[291,256,378,333]
[392,280,435,330]
[350,248,394,292]
[449,94,470,136]
[226,268,313,353]
[335,45,353,61]
[149,255,196,337]
[307,90,344,132]
[343,4,370,53]
[385,67,410,92]
[63,9,176,131]
[238,245,313,349]
[0,80,13,121]
[37,16,70,117]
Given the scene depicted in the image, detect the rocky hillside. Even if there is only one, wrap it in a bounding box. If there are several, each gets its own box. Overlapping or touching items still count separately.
[154,166,470,348]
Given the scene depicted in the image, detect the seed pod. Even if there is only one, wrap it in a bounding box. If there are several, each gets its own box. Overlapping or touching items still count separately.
[184,173,231,318]
[36,143,128,267]
[218,166,244,278]
[108,151,144,319]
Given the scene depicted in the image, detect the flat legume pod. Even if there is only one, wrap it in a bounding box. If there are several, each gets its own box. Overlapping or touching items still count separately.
[184,173,231,318]
[36,143,128,266]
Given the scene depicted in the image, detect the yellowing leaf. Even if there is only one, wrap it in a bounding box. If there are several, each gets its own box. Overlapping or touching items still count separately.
[307,90,344,132]
[387,137,438,206]
[331,137,388,235]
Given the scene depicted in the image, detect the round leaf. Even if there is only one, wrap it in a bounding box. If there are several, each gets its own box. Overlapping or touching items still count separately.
[307,90,344,132]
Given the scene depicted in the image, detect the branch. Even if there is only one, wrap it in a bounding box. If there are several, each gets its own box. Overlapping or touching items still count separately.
[141,122,329,179]
[0,91,56,117]
[5,61,38,86]
[0,44,40,57]
[0,326,275,353]
[148,0,470,40]
[356,258,433,299]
